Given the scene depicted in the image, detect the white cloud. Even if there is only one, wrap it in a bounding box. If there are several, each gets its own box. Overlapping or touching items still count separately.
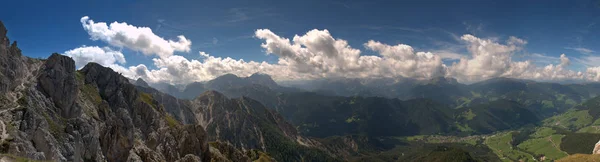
[71,17,600,84]
[80,16,191,58]
[254,29,446,80]
[565,47,594,55]
[445,35,587,82]
[64,46,126,68]
[526,54,583,81]
[574,55,600,67]
[121,30,599,84]
[586,67,600,81]
[255,29,375,78]
[447,34,526,82]
[364,40,445,79]
[124,51,285,85]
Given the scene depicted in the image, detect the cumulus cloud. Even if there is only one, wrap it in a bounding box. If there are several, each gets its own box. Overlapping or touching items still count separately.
[445,35,587,82]
[254,29,446,79]
[64,46,126,68]
[255,29,378,78]
[80,16,191,58]
[70,17,600,84]
[586,67,600,81]
[446,34,527,82]
[125,29,598,84]
[527,54,583,81]
[123,51,284,85]
[364,40,445,79]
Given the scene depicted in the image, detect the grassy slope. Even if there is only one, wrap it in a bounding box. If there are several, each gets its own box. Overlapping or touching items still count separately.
[483,132,535,162]
[557,154,600,162]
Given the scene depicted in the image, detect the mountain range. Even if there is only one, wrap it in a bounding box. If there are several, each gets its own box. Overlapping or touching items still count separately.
[2,20,600,161]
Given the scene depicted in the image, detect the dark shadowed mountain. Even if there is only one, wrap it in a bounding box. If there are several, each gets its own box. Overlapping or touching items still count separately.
[455,100,539,134]
[147,73,600,138]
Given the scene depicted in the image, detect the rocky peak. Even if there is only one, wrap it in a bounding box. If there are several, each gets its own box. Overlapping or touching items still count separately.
[0,21,7,47]
[248,73,278,88]
[79,62,142,111]
[134,78,149,87]
[80,62,131,89]
[37,53,80,118]
[427,76,459,85]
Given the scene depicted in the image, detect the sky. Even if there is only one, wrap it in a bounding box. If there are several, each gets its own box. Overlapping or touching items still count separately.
[2,0,600,84]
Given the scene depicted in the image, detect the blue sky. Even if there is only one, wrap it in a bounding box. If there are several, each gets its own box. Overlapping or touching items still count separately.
[2,0,600,83]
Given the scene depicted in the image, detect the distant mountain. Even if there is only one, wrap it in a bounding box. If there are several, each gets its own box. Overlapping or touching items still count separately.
[151,73,302,100]
[148,81,182,97]
[179,81,205,99]
[205,73,279,91]
[133,78,149,87]
[280,77,417,98]
[151,74,572,138]
[198,74,596,121]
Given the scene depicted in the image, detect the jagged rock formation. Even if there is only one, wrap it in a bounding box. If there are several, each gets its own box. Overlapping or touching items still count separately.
[138,86,339,161]
[38,53,79,118]
[0,21,212,161]
[191,90,304,147]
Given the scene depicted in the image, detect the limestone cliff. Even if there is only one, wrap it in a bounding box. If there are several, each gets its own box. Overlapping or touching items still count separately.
[0,21,211,161]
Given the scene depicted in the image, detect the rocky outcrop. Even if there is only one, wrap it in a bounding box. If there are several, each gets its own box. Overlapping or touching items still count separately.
[135,85,197,125]
[594,140,600,154]
[208,141,276,162]
[191,90,299,149]
[80,63,211,162]
[0,25,212,161]
[38,53,79,118]
[0,21,40,96]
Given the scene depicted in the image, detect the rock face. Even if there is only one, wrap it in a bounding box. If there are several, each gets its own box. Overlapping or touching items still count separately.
[191,90,299,149]
[594,140,600,154]
[38,53,79,118]
[0,22,212,162]
[0,21,38,96]
[139,86,338,161]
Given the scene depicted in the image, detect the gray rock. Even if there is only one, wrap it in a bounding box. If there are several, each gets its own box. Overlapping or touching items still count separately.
[38,53,80,118]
